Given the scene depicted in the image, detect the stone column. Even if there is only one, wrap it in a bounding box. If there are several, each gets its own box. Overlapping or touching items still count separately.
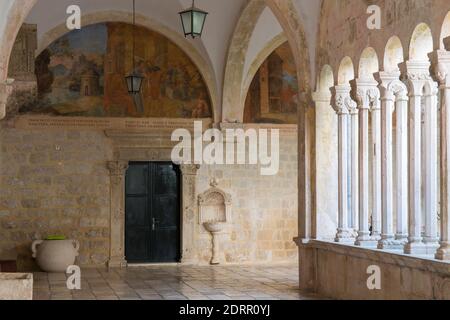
[180,164,200,264]
[332,85,355,243]
[371,96,382,240]
[423,81,440,253]
[431,49,450,260]
[349,101,359,233]
[354,80,379,247]
[375,72,408,249]
[379,87,395,249]
[401,60,429,255]
[394,88,409,243]
[107,161,129,268]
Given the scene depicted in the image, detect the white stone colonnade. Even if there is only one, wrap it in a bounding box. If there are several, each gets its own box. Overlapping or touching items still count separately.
[324,42,450,261]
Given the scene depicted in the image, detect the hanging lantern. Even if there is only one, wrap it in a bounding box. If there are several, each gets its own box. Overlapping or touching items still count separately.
[125,0,144,95]
[125,73,144,95]
[179,0,208,38]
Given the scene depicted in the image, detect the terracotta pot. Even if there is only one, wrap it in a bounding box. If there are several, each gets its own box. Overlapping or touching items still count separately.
[31,240,80,273]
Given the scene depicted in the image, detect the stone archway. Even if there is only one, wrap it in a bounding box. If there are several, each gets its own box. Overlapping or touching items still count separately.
[0,2,220,123]
[241,33,287,108]
[222,0,312,123]
[0,0,37,119]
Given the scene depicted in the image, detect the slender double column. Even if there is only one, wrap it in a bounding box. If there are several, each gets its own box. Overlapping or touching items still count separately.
[431,49,450,260]
[332,85,356,243]
[394,88,409,243]
[376,71,409,249]
[423,81,440,253]
[354,80,379,247]
[401,60,437,255]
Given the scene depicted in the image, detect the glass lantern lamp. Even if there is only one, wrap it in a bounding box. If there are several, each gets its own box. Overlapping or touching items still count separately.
[179,0,208,38]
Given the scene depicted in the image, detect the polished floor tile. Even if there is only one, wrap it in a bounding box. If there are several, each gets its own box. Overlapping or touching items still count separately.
[33,263,324,300]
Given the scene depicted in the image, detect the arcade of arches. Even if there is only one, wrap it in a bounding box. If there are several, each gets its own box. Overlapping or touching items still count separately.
[0,0,449,300]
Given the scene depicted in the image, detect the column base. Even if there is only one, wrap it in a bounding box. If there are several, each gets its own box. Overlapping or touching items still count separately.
[355,232,378,247]
[355,239,378,248]
[422,240,440,255]
[435,242,450,260]
[378,235,404,250]
[371,232,381,241]
[107,257,127,268]
[335,228,356,243]
[395,234,408,242]
[404,240,427,255]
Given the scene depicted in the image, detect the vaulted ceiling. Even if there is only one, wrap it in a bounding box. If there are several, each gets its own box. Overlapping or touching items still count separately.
[23,0,322,94]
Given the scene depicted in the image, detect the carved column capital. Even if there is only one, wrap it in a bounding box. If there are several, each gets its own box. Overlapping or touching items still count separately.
[107,161,129,176]
[430,50,450,88]
[331,85,355,115]
[354,79,380,111]
[400,60,437,97]
[180,164,200,176]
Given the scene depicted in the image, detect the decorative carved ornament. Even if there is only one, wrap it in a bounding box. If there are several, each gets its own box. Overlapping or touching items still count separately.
[198,180,232,225]
[355,87,380,110]
[107,161,129,176]
[334,94,356,115]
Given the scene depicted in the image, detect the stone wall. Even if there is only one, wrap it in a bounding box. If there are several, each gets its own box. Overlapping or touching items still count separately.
[196,130,298,264]
[0,124,113,270]
[0,122,298,270]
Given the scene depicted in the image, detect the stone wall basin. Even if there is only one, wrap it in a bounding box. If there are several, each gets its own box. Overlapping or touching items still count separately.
[203,222,225,233]
[0,273,33,300]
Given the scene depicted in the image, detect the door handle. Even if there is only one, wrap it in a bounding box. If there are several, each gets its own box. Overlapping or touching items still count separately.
[152,218,160,231]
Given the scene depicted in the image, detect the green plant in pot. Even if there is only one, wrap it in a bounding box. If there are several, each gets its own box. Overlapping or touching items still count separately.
[32,235,80,272]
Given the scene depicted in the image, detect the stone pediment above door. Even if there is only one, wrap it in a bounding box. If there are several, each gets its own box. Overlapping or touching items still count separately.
[101,118,211,161]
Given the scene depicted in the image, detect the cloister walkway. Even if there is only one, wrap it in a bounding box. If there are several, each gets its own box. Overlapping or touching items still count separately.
[32,263,324,300]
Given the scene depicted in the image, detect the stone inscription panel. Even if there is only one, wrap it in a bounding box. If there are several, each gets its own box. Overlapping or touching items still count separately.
[13,116,212,131]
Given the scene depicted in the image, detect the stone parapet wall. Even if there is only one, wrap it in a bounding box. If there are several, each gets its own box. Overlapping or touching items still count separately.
[298,240,450,300]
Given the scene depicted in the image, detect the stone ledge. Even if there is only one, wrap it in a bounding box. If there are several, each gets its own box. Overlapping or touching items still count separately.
[0,273,33,300]
[303,240,450,275]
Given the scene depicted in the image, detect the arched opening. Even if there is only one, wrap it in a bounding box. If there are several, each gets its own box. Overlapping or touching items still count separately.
[222,0,311,123]
[440,11,450,49]
[243,41,298,124]
[317,64,334,94]
[359,47,379,79]
[384,36,404,73]
[409,23,433,61]
[338,56,354,86]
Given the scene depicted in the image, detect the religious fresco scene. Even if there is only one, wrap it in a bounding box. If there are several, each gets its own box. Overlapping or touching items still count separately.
[28,22,212,118]
[244,41,298,124]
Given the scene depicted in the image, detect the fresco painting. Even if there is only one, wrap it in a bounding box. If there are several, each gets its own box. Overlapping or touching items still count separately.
[244,41,298,124]
[29,22,212,118]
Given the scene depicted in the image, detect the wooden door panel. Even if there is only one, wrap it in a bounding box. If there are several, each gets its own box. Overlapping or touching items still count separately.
[125,162,180,263]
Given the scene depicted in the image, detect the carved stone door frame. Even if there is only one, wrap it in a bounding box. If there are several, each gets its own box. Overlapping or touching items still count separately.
[105,129,199,267]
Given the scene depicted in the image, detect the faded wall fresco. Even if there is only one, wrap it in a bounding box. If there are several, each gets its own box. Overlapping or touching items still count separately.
[29,22,212,118]
[244,41,298,124]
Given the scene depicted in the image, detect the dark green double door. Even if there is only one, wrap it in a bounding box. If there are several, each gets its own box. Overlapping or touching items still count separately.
[125,162,181,263]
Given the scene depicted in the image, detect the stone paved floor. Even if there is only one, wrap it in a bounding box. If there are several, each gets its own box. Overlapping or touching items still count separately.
[33,263,324,300]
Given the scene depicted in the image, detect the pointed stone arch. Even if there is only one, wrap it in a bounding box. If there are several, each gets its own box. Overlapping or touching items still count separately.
[222,0,311,123]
